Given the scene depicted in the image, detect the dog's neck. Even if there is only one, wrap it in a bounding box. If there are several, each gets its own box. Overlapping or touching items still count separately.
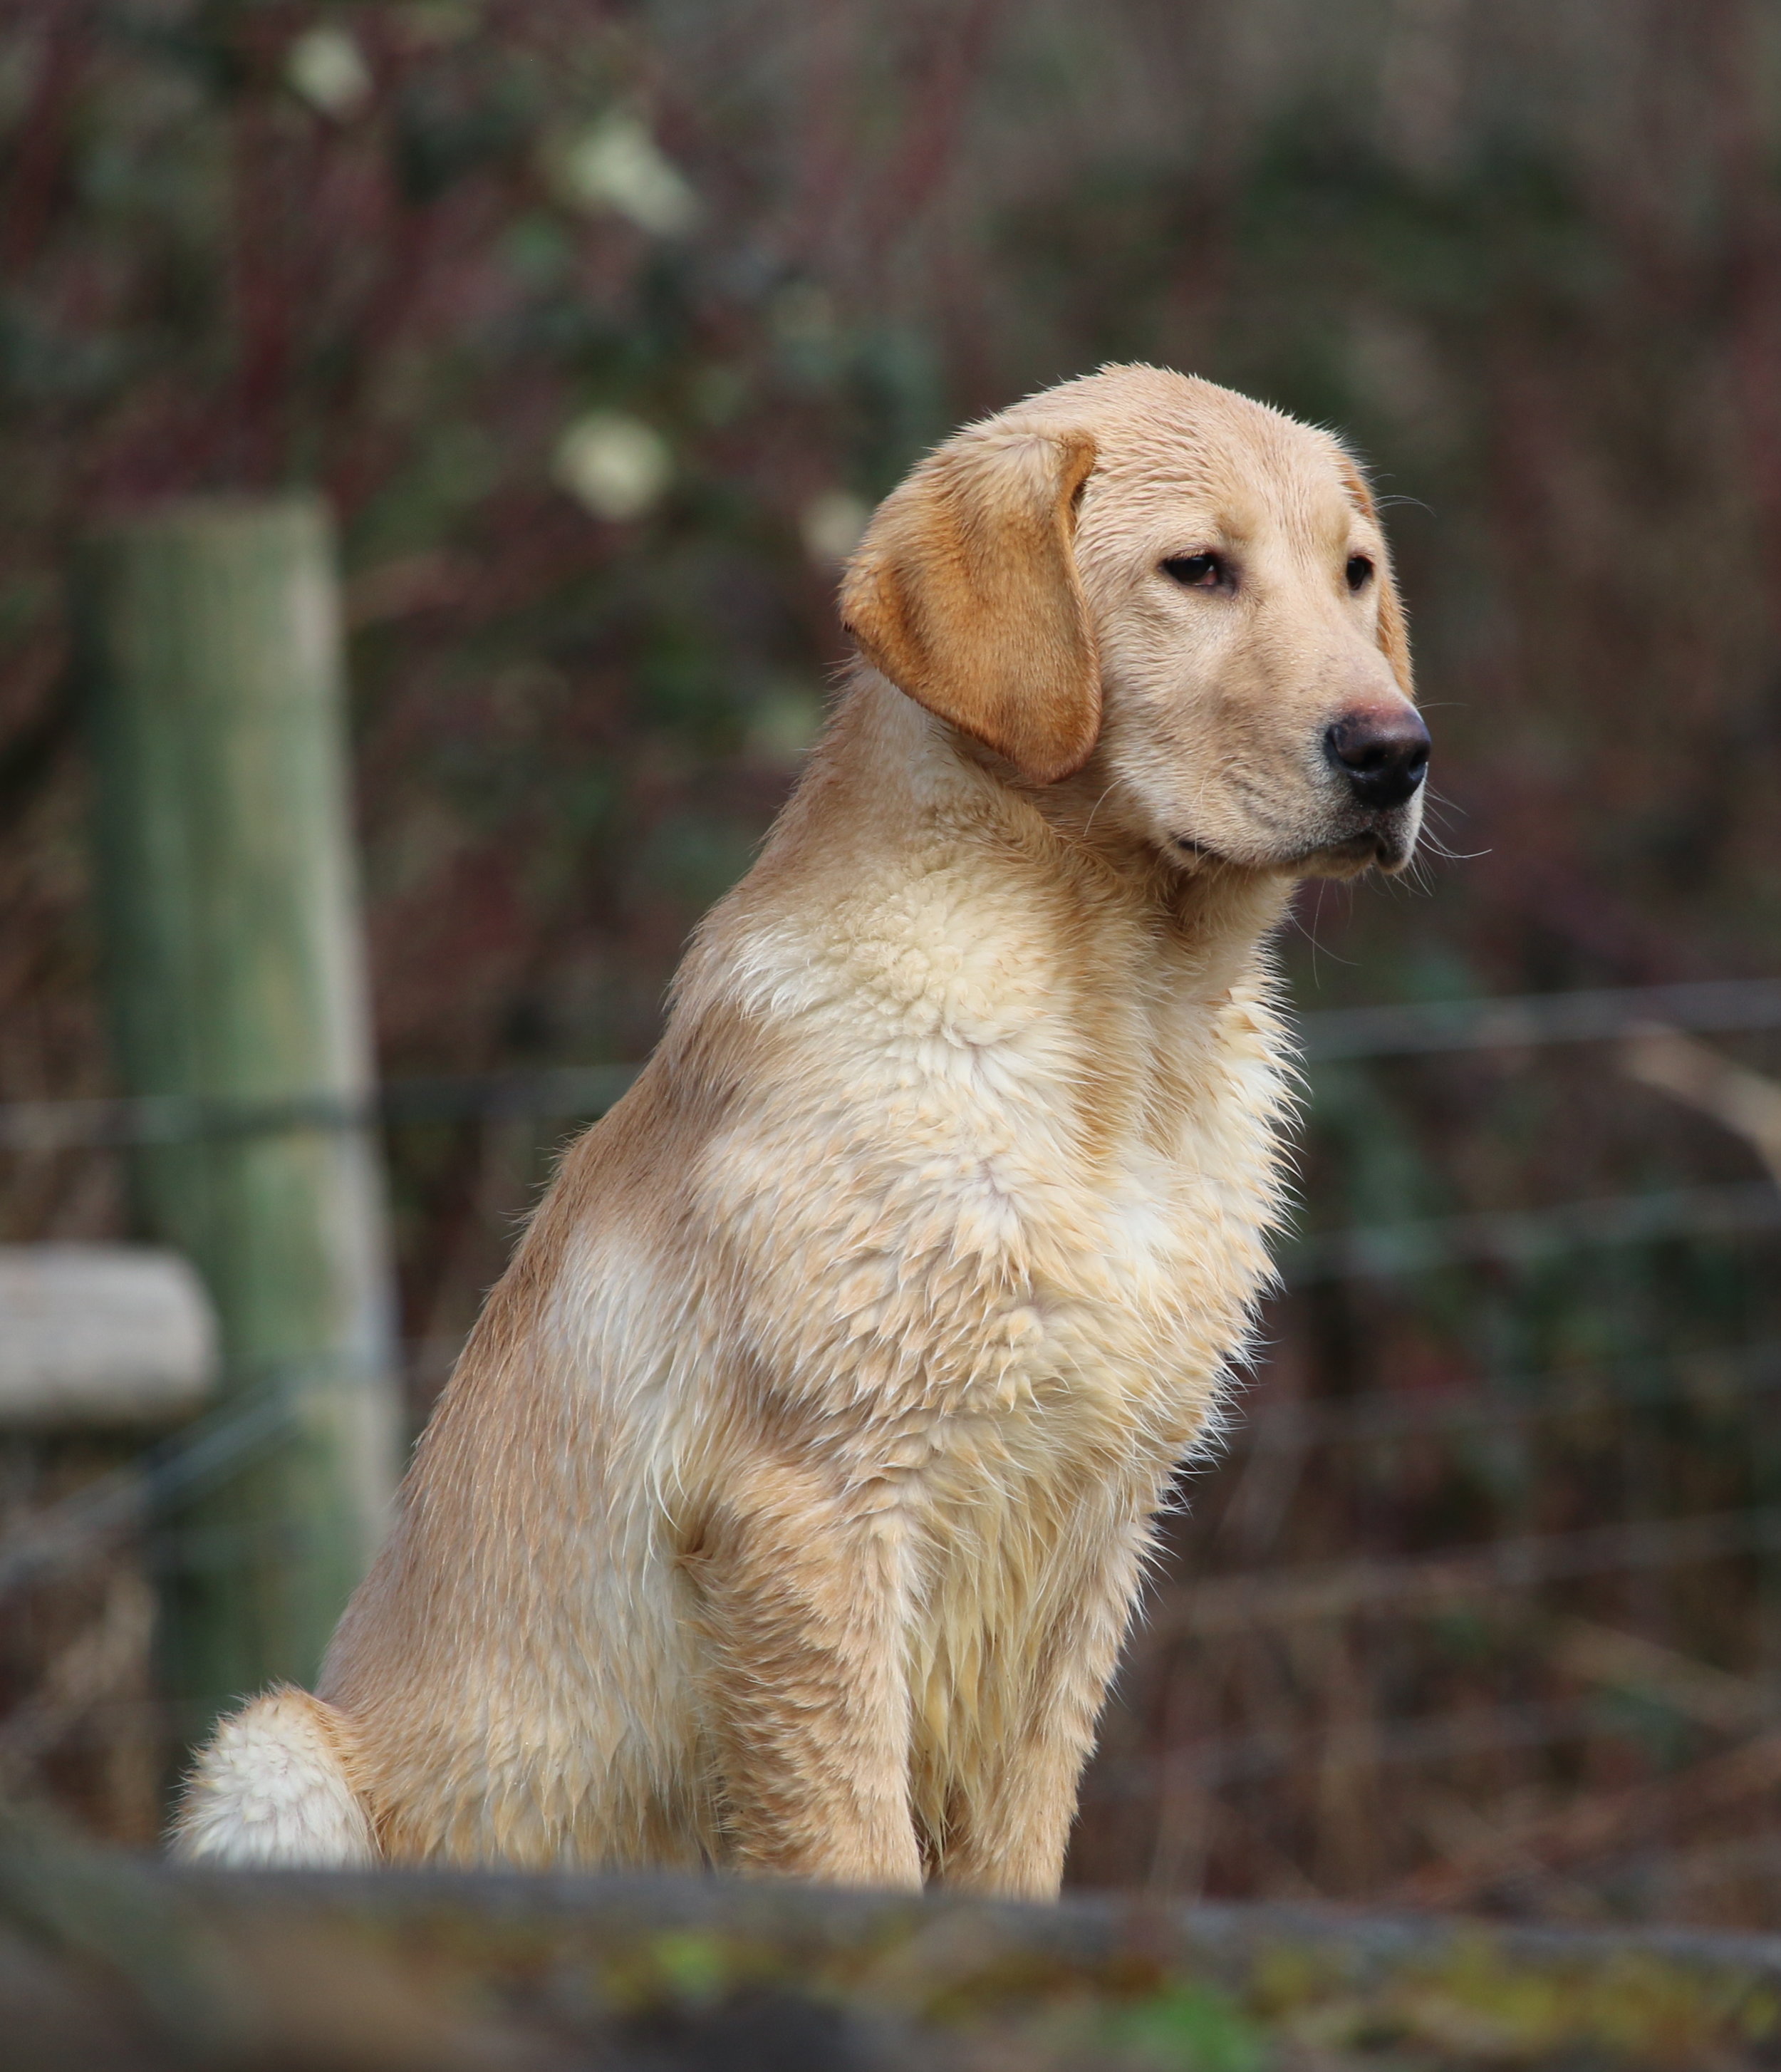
[1012,756,1295,976]
[774,674,1294,1005]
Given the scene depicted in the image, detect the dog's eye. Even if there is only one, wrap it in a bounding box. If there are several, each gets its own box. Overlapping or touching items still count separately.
[1162,551,1227,590]
[1345,554,1374,593]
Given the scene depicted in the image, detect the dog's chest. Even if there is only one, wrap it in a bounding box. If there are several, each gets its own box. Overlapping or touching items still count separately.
[721,988,1279,1467]
[912,1026,1277,1466]
[703,863,1289,1498]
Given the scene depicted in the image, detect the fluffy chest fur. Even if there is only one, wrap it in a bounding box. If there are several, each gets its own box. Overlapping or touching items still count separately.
[668,729,1296,1534]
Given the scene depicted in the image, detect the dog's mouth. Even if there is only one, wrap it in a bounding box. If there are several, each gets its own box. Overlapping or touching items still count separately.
[1307,817,1418,877]
[1173,818,1417,877]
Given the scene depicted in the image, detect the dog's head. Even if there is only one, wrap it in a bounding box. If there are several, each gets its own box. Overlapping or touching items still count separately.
[840,365,1426,878]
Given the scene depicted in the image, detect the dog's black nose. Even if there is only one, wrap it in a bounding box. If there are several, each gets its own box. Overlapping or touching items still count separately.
[1325,707,1430,810]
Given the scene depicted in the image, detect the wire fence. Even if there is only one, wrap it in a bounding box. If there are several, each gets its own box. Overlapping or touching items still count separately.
[6,977,1781,1909]
[8,972,1781,1146]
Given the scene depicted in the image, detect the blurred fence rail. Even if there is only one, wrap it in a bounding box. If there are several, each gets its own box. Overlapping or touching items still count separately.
[11,978,1781,1151]
[1299,978,1781,1060]
[0,1066,643,1153]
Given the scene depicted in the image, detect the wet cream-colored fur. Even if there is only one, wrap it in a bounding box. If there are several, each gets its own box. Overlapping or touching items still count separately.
[172,366,1423,1894]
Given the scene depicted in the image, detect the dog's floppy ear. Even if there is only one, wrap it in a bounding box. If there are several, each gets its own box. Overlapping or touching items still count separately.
[840,425,1101,784]
[1339,455,1414,700]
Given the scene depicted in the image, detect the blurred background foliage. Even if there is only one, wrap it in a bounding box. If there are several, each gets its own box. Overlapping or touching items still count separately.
[11,0,1781,1924]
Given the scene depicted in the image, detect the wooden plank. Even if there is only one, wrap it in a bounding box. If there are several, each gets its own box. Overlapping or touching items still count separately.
[0,1245,216,1427]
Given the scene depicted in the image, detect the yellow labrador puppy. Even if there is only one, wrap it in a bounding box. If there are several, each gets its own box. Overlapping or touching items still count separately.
[173,365,1426,1894]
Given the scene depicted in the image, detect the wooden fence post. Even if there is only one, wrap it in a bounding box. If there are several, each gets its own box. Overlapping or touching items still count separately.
[78,495,399,1740]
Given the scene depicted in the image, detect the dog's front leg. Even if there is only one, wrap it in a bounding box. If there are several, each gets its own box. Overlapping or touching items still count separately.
[686,1463,922,1890]
[938,1501,1151,1899]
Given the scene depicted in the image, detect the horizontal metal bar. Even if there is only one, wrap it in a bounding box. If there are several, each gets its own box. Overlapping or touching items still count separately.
[0,1352,383,1596]
[0,1066,641,1151]
[1090,1696,1628,1796]
[1299,976,1781,1060]
[1282,1180,1781,1283]
[1238,1337,1781,1446]
[1153,1506,1781,1638]
[4,979,1780,1150]
[11,1335,1781,1607]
